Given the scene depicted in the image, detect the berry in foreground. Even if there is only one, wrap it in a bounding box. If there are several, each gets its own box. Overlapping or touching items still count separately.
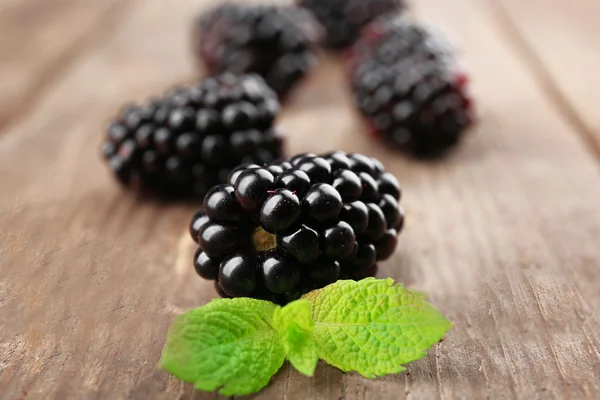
[297,0,406,50]
[348,17,475,157]
[190,151,404,304]
[194,3,321,99]
[101,73,284,198]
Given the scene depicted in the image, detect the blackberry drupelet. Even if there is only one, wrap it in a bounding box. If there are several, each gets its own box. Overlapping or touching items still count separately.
[348,17,475,156]
[101,73,284,198]
[189,151,405,304]
[297,0,406,50]
[194,3,321,99]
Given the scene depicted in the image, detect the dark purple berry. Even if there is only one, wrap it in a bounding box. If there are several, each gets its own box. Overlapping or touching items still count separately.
[396,205,405,232]
[324,151,352,171]
[266,164,285,177]
[135,124,154,148]
[169,107,195,131]
[201,135,229,164]
[290,153,317,166]
[204,184,245,223]
[273,286,305,306]
[349,153,376,176]
[190,211,210,242]
[176,132,201,156]
[194,249,220,280]
[258,101,281,129]
[198,222,244,258]
[235,168,275,212]
[153,128,171,154]
[358,172,379,202]
[332,169,362,200]
[278,225,320,263]
[229,163,261,186]
[302,183,342,222]
[379,194,402,229]
[343,243,376,273]
[375,229,398,260]
[261,252,300,294]
[230,130,263,156]
[276,169,311,196]
[215,281,233,298]
[219,251,257,296]
[351,262,378,280]
[341,201,369,235]
[378,172,401,201]
[371,157,385,175]
[222,102,258,131]
[107,122,127,142]
[102,142,117,159]
[196,109,220,131]
[297,157,332,183]
[322,221,355,260]
[362,203,387,241]
[306,258,340,287]
[260,189,301,234]
[340,241,358,264]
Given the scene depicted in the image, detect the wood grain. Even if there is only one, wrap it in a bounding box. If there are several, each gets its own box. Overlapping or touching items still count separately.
[0,0,129,130]
[493,0,600,156]
[1,0,600,399]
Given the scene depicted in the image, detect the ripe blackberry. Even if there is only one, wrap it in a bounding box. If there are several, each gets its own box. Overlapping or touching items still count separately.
[190,151,404,304]
[297,0,406,50]
[101,73,284,198]
[193,3,321,99]
[348,17,475,157]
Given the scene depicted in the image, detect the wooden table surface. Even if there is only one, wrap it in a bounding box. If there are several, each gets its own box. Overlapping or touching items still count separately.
[1,0,599,399]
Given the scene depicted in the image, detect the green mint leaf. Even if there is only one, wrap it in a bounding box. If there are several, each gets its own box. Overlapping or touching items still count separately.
[302,278,452,378]
[272,299,318,376]
[159,298,285,396]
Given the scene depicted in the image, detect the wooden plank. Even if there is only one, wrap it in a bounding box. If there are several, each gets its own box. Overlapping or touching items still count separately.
[0,0,128,130]
[0,0,29,11]
[0,0,221,398]
[493,0,600,155]
[1,0,600,399]
[377,1,600,398]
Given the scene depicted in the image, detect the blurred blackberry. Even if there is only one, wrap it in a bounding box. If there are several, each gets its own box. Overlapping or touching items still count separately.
[348,17,475,156]
[194,3,321,99]
[190,151,404,304]
[297,0,406,50]
[101,73,284,198]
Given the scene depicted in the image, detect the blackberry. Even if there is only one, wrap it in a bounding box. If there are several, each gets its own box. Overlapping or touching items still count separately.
[348,17,475,157]
[190,151,404,304]
[101,73,284,198]
[194,3,321,99]
[297,0,406,50]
